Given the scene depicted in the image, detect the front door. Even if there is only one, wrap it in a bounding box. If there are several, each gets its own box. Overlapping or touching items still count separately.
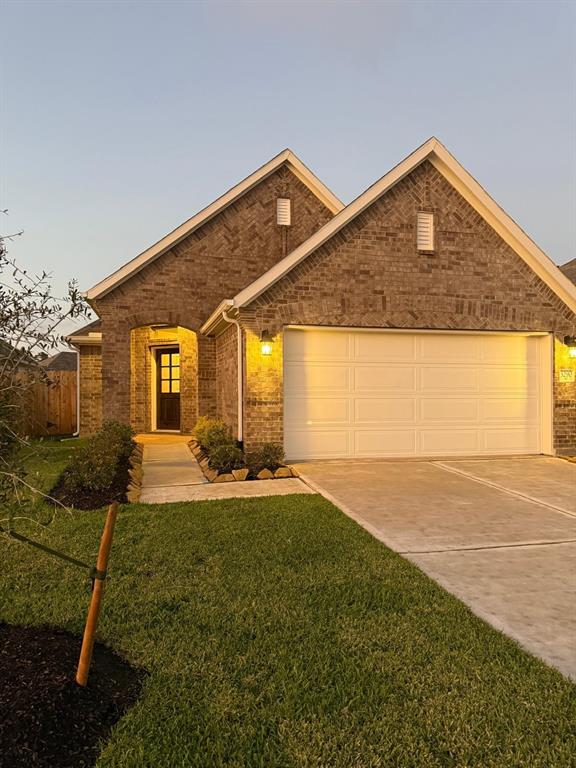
[156,347,180,430]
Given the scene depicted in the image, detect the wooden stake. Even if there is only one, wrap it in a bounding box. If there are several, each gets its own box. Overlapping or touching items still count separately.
[76,502,119,687]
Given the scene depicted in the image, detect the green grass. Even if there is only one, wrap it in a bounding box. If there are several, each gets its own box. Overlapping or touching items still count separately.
[19,437,90,494]
[2,490,575,767]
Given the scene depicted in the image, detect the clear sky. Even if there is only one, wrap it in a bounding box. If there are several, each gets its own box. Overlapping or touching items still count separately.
[1,0,575,330]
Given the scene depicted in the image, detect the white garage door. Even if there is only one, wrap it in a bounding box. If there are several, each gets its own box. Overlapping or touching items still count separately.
[283,328,550,460]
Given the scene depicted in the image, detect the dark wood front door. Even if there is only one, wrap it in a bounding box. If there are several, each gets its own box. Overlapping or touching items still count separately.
[156,347,180,430]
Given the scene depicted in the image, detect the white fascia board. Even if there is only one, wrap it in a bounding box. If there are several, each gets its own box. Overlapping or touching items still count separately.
[234,137,576,315]
[66,334,102,346]
[86,150,343,301]
[199,300,235,336]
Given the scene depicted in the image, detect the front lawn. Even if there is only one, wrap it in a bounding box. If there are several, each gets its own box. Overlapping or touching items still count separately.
[2,491,575,767]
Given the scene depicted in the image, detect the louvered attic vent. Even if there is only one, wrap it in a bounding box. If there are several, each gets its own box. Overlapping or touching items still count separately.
[276,198,291,226]
[417,212,434,251]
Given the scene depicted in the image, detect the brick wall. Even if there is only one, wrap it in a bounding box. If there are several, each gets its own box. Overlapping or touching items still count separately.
[215,324,238,437]
[238,160,576,453]
[93,164,333,431]
[78,345,102,434]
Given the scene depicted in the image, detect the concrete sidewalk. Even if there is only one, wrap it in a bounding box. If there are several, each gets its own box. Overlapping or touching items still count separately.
[137,434,312,503]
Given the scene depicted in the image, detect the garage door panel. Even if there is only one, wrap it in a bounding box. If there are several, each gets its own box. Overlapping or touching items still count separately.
[479,366,538,392]
[354,333,416,361]
[420,430,480,454]
[421,366,478,391]
[284,363,350,392]
[484,428,540,453]
[283,330,546,459]
[355,430,416,456]
[285,397,350,426]
[284,329,351,361]
[482,398,539,422]
[480,335,539,363]
[354,366,416,391]
[420,398,479,422]
[355,398,415,423]
[286,430,351,459]
[419,335,481,362]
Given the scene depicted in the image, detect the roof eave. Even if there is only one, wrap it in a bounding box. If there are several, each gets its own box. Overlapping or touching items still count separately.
[199,300,235,337]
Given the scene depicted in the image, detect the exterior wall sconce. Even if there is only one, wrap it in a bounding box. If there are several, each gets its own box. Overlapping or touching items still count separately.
[565,335,576,358]
[260,330,274,356]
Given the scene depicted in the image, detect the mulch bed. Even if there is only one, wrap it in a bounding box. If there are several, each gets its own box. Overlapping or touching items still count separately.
[0,623,144,768]
[49,460,130,510]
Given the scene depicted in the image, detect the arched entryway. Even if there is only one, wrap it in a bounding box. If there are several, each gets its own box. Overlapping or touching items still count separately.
[130,325,198,434]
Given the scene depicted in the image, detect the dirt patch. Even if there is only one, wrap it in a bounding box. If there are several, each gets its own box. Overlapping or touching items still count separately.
[0,623,144,768]
[49,459,130,510]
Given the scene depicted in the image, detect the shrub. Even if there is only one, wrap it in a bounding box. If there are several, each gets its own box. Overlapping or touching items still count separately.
[246,443,285,476]
[99,420,135,460]
[61,420,135,493]
[208,444,246,474]
[193,417,234,453]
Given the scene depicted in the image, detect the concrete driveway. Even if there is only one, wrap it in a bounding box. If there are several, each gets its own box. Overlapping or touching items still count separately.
[293,457,576,680]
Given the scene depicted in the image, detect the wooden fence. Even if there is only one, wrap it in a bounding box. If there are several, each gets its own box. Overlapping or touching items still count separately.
[21,370,77,437]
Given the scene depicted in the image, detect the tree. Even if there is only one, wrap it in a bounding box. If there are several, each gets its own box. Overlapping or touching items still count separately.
[0,212,89,529]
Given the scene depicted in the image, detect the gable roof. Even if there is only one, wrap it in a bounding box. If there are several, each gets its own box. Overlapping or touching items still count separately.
[560,257,576,285]
[66,318,103,346]
[41,351,77,371]
[201,137,576,333]
[85,150,343,301]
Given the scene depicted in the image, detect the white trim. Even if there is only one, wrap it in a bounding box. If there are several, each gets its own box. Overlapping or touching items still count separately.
[284,324,550,337]
[86,150,343,301]
[232,137,576,314]
[222,309,244,443]
[149,341,180,432]
[67,333,102,346]
[200,300,234,336]
[540,333,554,455]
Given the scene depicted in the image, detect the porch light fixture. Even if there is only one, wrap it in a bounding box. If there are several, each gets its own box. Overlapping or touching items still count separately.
[260,330,274,356]
[565,335,576,358]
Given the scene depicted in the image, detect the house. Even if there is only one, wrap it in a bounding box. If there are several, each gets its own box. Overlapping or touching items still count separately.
[40,351,77,372]
[68,138,576,458]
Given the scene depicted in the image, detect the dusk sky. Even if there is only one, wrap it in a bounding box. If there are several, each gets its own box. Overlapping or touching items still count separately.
[1,0,575,331]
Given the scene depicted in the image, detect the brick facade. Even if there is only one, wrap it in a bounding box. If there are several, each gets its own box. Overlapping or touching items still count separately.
[90,164,334,433]
[78,345,102,434]
[215,324,238,437]
[237,161,576,453]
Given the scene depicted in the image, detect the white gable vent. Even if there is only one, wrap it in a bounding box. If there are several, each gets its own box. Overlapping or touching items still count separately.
[417,212,434,251]
[276,198,291,226]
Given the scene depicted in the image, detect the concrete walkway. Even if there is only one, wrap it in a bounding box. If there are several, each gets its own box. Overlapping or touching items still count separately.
[294,457,576,681]
[137,434,312,503]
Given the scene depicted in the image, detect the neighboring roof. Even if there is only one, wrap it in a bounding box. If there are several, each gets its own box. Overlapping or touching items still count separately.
[86,150,344,301]
[201,136,576,334]
[560,258,576,285]
[66,318,103,346]
[40,351,77,371]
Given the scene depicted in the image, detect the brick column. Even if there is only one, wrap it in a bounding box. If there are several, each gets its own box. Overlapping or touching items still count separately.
[197,335,217,419]
[101,318,131,426]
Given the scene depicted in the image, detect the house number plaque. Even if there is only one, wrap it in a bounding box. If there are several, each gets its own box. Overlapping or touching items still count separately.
[558,368,576,383]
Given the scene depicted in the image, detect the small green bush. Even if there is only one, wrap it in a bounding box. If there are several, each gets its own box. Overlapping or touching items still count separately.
[61,420,135,493]
[99,420,135,460]
[193,417,234,453]
[246,443,285,476]
[209,444,246,474]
